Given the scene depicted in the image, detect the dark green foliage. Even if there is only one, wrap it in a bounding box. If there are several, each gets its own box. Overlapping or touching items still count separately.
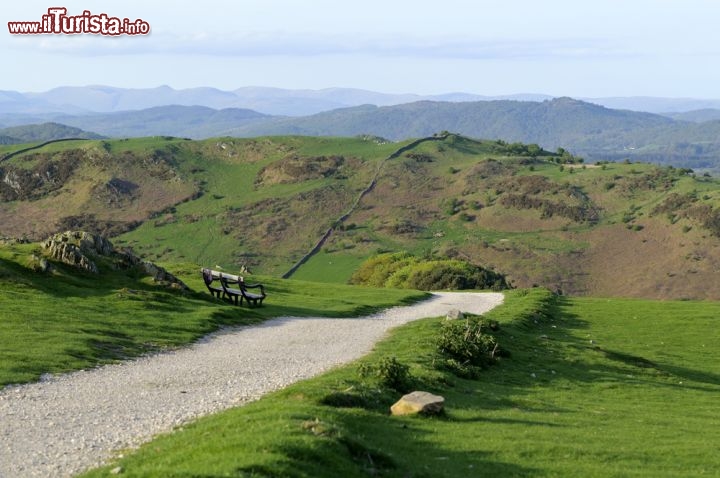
[350,252,510,291]
[346,252,415,287]
[436,315,502,378]
[495,175,601,223]
[357,356,411,392]
[444,197,463,216]
[405,152,434,162]
[500,193,600,223]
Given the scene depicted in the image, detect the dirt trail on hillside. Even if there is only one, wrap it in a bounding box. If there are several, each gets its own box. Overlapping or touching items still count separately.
[0,291,504,478]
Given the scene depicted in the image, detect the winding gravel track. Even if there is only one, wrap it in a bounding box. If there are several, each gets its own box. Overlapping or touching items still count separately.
[0,292,504,477]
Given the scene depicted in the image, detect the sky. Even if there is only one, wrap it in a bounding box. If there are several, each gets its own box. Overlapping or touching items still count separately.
[3,0,720,97]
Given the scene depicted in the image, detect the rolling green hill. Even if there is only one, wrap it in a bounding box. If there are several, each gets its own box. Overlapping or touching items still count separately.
[231,98,674,145]
[1,134,719,299]
[0,122,103,144]
[229,98,720,171]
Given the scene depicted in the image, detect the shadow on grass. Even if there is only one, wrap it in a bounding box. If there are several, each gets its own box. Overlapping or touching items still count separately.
[447,414,566,427]
[592,347,720,390]
[500,295,720,393]
[236,411,539,478]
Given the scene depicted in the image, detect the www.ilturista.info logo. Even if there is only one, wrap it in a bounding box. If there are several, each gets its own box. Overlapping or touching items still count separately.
[8,7,150,35]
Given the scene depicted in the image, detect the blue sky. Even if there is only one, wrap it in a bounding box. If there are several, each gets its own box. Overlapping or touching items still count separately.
[4,0,720,97]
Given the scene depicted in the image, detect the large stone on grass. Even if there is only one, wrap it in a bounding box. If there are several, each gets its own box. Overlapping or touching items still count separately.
[390,391,445,416]
[445,309,464,320]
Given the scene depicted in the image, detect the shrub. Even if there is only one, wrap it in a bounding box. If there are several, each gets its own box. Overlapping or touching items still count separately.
[386,259,509,291]
[444,197,463,216]
[348,252,416,287]
[351,253,510,291]
[436,316,504,377]
[358,356,411,392]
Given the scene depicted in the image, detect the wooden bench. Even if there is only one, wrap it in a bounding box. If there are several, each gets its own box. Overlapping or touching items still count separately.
[201,268,266,307]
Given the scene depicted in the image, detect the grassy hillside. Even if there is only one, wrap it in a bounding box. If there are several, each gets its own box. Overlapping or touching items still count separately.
[0,137,198,239]
[0,122,103,144]
[0,238,424,387]
[115,135,400,274]
[2,134,719,299]
[81,288,720,477]
[306,134,720,299]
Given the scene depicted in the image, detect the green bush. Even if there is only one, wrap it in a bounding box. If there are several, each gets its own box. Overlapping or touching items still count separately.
[350,252,510,291]
[358,356,411,392]
[348,252,416,287]
[436,316,503,378]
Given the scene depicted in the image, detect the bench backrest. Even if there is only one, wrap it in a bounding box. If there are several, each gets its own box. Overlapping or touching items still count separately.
[202,268,229,285]
[220,272,243,283]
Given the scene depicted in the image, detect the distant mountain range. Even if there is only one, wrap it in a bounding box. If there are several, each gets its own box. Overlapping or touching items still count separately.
[4,87,720,171]
[4,85,720,117]
[0,85,553,117]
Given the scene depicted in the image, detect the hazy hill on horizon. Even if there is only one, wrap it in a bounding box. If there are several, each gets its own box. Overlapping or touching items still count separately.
[0,123,104,145]
[2,85,553,117]
[5,84,720,117]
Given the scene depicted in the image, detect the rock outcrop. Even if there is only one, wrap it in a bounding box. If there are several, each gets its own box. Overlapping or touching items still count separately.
[42,231,188,289]
[43,231,103,274]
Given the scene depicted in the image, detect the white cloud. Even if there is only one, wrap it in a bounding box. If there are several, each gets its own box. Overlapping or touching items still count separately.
[9,29,637,62]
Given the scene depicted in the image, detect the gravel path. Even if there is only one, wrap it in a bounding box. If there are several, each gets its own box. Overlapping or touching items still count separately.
[0,292,504,477]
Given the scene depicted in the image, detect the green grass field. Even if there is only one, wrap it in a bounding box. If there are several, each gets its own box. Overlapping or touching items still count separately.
[289,250,367,283]
[79,289,720,477]
[0,241,425,387]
